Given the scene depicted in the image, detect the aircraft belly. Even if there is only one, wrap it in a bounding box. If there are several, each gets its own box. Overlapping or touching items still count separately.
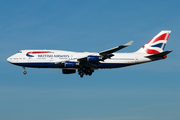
[13,62,63,68]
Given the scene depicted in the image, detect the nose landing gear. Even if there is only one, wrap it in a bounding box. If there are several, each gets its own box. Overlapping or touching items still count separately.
[23,67,27,75]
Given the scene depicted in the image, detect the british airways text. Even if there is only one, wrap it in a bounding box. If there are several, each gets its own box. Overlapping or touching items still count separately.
[38,55,69,57]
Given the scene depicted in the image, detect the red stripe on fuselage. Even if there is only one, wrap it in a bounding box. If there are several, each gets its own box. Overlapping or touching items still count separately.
[27,51,51,54]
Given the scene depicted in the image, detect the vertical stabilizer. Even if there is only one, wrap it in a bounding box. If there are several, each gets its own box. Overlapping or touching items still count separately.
[136,30,171,54]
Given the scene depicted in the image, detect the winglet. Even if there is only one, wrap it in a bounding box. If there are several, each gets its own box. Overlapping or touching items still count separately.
[124,41,133,46]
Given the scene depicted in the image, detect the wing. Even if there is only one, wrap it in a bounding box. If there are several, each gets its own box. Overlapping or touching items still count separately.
[55,41,133,69]
[99,41,133,56]
[77,41,133,68]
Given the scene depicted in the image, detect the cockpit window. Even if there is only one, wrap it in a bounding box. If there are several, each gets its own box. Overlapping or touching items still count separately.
[18,51,22,53]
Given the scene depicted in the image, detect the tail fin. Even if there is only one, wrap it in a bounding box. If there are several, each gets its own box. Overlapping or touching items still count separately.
[136,30,171,54]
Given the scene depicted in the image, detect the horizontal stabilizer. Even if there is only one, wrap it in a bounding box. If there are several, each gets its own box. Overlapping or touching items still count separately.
[145,50,172,58]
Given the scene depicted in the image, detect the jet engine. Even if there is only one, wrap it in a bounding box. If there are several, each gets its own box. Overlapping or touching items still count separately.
[64,61,79,68]
[87,55,102,62]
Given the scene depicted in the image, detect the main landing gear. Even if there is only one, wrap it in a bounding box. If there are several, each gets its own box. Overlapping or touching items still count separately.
[23,67,27,75]
[78,69,94,78]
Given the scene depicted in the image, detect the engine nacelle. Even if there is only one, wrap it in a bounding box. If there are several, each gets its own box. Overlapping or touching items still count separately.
[64,61,79,68]
[87,55,102,62]
[62,69,76,74]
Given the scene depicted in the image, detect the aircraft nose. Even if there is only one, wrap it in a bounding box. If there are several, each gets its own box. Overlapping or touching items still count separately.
[7,57,12,63]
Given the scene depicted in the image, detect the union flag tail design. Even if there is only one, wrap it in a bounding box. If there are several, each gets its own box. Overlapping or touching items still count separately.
[136,30,171,54]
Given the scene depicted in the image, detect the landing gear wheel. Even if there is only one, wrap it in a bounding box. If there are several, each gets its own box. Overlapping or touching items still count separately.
[23,71,27,75]
[78,69,94,77]
[89,72,92,76]
[78,69,84,78]
[23,67,27,75]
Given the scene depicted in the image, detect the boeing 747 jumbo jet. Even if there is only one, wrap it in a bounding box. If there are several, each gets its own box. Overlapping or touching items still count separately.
[7,30,172,78]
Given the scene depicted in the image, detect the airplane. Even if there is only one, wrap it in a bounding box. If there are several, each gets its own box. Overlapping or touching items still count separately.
[7,30,172,78]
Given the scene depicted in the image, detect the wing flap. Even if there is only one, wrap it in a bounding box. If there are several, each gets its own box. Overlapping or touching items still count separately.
[83,62,100,68]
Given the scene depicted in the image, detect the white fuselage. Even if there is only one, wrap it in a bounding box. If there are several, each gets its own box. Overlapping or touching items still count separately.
[7,50,152,69]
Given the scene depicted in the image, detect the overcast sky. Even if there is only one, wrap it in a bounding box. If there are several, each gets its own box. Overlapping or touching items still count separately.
[0,0,180,120]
